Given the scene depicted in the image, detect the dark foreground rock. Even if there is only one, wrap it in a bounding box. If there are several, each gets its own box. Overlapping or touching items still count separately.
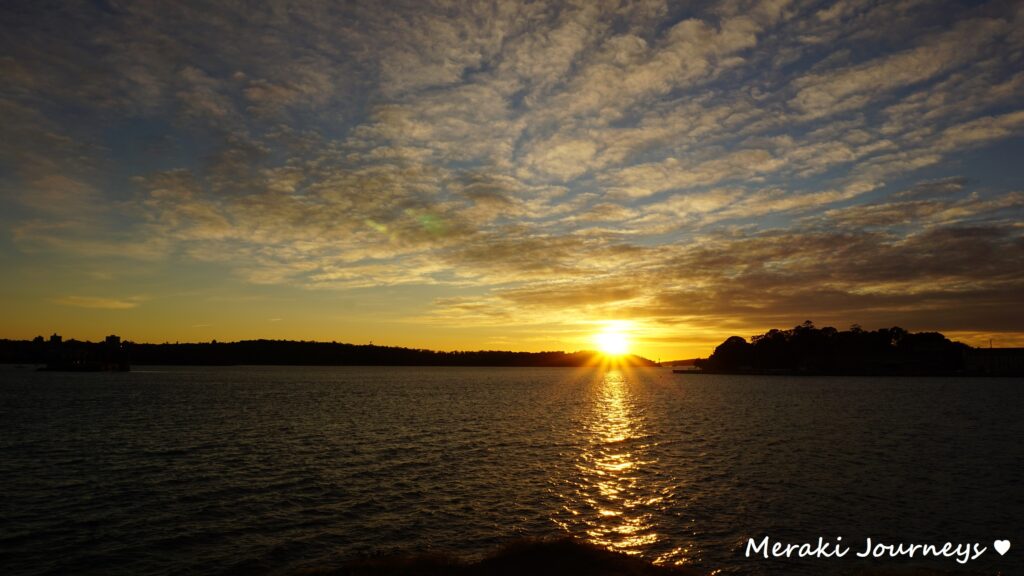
[300,538,704,576]
[297,537,999,576]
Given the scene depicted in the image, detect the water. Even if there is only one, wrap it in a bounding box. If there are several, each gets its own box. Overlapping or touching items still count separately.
[1,365,1020,575]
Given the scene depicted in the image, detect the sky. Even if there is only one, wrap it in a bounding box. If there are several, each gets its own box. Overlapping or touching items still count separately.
[2,0,1023,360]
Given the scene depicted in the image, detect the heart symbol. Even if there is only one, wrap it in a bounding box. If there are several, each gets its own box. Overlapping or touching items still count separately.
[994,540,1010,555]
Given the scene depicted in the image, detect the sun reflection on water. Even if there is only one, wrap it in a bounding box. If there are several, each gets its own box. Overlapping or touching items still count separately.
[553,369,691,564]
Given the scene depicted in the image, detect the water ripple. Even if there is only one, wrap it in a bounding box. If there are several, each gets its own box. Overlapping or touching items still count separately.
[0,366,1020,575]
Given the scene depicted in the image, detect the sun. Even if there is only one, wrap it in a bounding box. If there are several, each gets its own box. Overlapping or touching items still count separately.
[595,330,630,356]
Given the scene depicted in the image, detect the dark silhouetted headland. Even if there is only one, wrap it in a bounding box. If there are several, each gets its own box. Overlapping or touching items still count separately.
[692,321,1023,376]
[0,336,657,368]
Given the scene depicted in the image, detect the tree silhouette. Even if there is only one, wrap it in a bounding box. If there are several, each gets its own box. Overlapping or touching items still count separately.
[695,322,970,375]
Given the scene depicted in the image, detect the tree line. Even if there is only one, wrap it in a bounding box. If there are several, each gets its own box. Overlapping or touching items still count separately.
[694,321,970,375]
[0,336,658,368]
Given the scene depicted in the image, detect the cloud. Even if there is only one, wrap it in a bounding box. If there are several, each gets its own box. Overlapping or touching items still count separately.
[55,296,142,310]
[937,109,1024,151]
[427,177,1024,336]
[541,9,771,121]
[790,16,1011,118]
[3,0,1023,349]
[892,177,967,200]
[603,148,785,198]
[176,66,236,122]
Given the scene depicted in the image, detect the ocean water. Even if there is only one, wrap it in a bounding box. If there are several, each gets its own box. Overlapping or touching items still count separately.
[0,365,1020,575]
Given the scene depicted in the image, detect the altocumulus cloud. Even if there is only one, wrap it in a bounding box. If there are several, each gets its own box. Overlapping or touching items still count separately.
[1,0,1023,347]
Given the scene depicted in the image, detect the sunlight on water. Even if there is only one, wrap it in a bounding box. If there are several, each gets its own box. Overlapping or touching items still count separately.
[2,367,1018,576]
[553,369,689,564]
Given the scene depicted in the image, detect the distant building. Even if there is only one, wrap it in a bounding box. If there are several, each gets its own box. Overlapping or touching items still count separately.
[965,348,1024,376]
[41,334,130,372]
